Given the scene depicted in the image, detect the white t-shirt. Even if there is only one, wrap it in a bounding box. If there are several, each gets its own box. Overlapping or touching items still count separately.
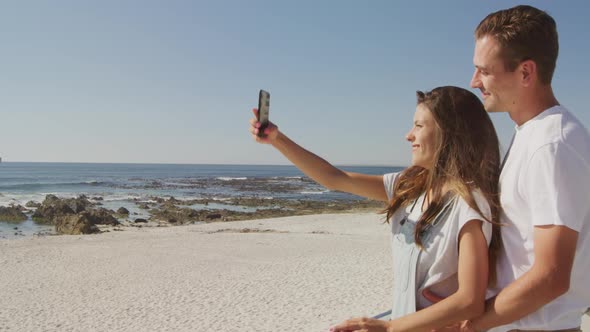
[383,173,493,309]
[492,106,590,331]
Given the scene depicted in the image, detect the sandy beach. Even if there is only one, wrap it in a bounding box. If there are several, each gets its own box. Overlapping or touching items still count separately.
[0,213,393,331]
[1,212,588,331]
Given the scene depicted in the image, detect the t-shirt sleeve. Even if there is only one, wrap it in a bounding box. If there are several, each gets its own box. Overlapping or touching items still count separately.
[383,172,401,201]
[524,143,590,232]
[456,191,493,246]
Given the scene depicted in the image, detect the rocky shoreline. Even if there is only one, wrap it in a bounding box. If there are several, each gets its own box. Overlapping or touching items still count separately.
[0,194,385,236]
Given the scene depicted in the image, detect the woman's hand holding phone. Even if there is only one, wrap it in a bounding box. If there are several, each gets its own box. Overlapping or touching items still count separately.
[250,108,278,143]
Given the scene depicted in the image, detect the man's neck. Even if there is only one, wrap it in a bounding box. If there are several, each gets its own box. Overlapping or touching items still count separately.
[508,87,559,126]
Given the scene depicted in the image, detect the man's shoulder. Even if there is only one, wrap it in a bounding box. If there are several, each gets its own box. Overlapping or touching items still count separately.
[527,106,590,155]
[559,107,590,148]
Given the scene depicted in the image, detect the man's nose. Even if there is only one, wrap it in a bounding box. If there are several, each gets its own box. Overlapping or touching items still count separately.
[470,69,481,88]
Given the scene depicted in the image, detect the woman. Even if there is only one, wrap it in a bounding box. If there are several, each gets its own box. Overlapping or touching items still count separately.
[249,86,501,332]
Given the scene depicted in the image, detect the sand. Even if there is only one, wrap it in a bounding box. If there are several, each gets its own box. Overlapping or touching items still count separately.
[0,213,588,331]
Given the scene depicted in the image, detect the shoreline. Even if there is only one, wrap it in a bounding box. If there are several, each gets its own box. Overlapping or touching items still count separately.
[0,194,385,239]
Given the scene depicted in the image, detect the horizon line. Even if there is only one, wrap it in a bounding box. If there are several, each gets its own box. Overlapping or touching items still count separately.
[0,160,407,168]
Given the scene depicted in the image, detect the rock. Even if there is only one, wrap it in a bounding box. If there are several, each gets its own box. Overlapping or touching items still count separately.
[0,206,28,222]
[85,208,119,225]
[134,218,148,223]
[206,213,222,220]
[32,195,114,226]
[68,196,92,213]
[38,194,91,216]
[55,213,99,235]
[53,208,117,235]
[137,203,150,210]
[149,206,200,225]
[116,207,130,215]
[167,196,181,204]
[161,196,181,208]
[32,195,76,224]
[25,201,41,208]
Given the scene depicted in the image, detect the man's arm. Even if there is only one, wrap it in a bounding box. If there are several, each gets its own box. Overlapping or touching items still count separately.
[471,225,578,330]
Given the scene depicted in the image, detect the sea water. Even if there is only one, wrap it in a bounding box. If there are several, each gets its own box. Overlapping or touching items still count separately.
[0,162,402,238]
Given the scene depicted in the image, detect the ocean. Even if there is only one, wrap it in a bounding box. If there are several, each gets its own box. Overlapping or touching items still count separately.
[0,162,402,238]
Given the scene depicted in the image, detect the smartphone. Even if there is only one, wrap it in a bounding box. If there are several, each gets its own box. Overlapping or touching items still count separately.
[257,89,270,138]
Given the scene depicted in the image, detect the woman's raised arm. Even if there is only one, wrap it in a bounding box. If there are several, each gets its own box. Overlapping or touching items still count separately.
[250,108,388,202]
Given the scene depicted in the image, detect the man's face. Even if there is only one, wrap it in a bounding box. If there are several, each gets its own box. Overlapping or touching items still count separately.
[470,36,521,113]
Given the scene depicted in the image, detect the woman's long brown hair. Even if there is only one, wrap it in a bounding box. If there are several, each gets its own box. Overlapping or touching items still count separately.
[384,86,502,285]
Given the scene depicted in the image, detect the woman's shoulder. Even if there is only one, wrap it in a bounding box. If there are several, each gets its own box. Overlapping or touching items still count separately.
[453,188,492,219]
[454,188,488,205]
[382,172,402,198]
[383,172,402,181]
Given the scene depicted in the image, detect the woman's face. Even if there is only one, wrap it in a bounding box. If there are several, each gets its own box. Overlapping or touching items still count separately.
[406,104,440,169]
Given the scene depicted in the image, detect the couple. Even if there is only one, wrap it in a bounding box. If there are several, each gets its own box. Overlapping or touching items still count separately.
[250,5,590,332]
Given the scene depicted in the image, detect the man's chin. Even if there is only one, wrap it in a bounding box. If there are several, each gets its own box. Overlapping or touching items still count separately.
[484,101,504,113]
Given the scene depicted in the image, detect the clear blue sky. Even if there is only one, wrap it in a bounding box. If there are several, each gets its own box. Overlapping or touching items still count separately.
[1,1,588,166]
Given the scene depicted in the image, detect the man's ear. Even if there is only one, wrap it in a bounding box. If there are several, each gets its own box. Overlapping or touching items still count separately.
[519,59,537,87]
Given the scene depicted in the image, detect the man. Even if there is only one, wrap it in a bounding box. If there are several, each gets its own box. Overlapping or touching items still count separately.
[465,5,590,331]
